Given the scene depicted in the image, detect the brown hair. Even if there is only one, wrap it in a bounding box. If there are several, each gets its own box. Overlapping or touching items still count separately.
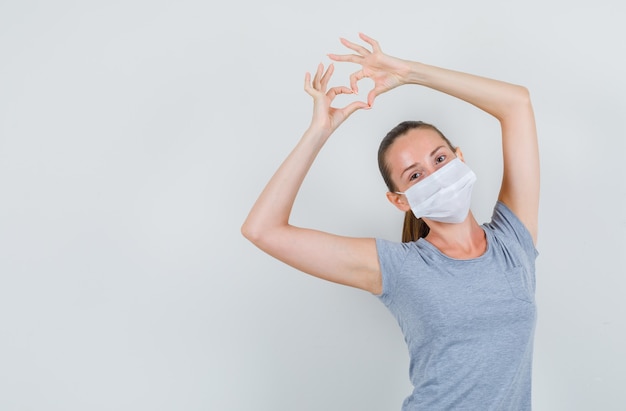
[377,121,456,242]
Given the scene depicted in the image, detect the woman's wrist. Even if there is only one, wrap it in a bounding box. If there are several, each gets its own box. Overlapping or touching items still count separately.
[302,124,333,148]
[401,60,430,86]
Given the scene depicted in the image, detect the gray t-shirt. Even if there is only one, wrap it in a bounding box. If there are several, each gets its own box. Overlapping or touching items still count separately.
[376,202,538,410]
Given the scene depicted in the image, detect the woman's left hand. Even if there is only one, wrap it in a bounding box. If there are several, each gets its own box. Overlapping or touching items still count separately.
[328,33,411,106]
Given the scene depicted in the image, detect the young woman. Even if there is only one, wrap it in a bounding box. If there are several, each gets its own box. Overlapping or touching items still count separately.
[241,33,539,410]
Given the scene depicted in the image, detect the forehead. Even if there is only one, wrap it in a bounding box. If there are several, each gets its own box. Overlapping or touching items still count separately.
[387,128,449,162]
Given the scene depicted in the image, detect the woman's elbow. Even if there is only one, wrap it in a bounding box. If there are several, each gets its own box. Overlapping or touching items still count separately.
[241,220,261,244]
[504,83,531,106]
[240,219,280,248]
[499,85,533,121]
[516,85,531,104]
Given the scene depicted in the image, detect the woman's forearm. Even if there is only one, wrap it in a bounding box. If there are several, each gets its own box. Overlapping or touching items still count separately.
[241,126,329,244]
[243,63,367,245]
[401,61,530,122]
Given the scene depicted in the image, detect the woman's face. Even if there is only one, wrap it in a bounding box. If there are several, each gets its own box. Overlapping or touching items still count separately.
[386,127,459,193]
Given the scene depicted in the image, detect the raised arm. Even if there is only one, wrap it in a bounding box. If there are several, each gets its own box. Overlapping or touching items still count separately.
[329,34,539,243]
[241,63,382,294]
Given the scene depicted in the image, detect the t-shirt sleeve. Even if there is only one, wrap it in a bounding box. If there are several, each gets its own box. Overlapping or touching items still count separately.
[374,238,411,300]
[489,201,539,261]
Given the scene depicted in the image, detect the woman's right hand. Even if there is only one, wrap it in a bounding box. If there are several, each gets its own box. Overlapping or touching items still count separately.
[304,62,369,136]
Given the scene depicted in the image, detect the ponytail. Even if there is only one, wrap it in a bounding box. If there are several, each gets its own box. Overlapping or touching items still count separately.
[402,211,430,243]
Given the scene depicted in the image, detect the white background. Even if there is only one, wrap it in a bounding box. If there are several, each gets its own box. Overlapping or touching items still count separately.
[1,1,624,410]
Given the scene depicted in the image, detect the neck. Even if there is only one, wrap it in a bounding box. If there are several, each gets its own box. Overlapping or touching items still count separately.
[423,211,487,259]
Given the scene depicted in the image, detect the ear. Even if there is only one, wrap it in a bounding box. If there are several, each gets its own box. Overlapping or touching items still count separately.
[386,191,412,212]
[455,147,465,162]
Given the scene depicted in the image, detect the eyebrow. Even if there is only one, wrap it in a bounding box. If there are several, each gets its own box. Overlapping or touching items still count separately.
[400,145,446,178]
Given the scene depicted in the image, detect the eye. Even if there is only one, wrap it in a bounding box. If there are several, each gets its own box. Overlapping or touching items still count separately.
[409,172,421,181]
[435,154,446,164]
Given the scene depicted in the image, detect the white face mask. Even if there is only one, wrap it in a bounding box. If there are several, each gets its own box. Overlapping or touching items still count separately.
[395,158,477,223]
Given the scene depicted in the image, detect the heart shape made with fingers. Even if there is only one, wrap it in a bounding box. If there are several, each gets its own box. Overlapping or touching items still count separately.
[331,71,375,108]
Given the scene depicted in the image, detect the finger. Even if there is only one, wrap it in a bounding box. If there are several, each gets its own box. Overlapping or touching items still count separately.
[327,52,362,64]
[339,36,371,56]
[342,100,371,118]
[326,85,354,100]
[349,70,367,93]
[367,88,378,107]
[304,71,323,97]
[320,63,334,90]
[312,63,324,90]
[304,72,313,93]
[358,32,381,53]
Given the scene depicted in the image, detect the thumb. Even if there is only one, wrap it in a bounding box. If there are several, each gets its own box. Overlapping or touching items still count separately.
[367,89,378,107]
[343,100,371,118]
